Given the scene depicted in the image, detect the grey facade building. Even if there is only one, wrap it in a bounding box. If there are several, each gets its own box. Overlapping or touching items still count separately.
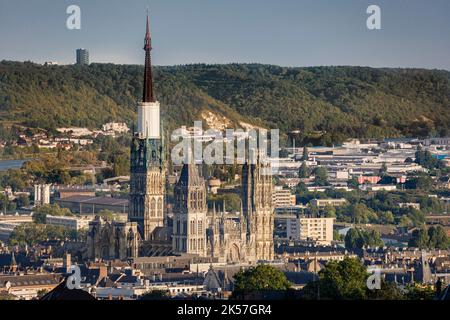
[76,48,89,65]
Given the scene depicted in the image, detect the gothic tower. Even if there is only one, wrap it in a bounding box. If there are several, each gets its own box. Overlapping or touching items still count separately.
[129,13,165,240]
[172,153,207,256]
[242,150,274,261]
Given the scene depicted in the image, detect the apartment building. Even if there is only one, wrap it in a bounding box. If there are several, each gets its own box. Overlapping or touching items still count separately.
[286,217,334,245]
[272,186,296,207]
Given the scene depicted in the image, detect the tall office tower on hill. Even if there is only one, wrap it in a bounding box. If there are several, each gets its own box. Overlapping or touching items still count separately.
[76,48,89,65]
[128,13,165,241]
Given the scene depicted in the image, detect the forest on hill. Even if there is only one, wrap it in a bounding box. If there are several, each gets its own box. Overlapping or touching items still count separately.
[1,61,449,145]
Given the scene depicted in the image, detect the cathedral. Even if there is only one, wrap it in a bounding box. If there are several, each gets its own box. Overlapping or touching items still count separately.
[86,13,274,264]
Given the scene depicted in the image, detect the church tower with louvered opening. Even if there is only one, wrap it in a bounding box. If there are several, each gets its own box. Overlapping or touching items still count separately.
[172,151,207,256]
[241,150,275,261]
[129,13,165,240]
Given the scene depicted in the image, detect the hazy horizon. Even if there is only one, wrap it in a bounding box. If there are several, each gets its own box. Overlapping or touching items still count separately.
[3,60,450,72]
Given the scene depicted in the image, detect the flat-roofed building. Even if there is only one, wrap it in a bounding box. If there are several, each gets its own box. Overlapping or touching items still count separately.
[57,187,96,199]
[287,217,334,245]
[55,195,128,214]
[272,186,296,208]
[361,184,397,191]
[399,203,421,210]
[76,48,89,65]
[46,214,93,230]
[310,198,347,207]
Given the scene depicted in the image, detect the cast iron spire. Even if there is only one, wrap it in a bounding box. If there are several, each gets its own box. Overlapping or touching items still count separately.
[143,11,155,102]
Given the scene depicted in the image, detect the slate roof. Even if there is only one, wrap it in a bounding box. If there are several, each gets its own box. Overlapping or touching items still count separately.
[0,273,61,288]
[203,267,222,291]
[40,278,96,300]
[176,151,203,187]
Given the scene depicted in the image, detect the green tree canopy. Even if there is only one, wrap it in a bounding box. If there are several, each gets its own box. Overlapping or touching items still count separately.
[313,167,328,186]
[409,226,450,249]
[298,161,310,178]
[428,225,450,249]
[408,227,430,249]
[139,290,171,300]
[233,265,292,293]
[32,204,72,224]
[302,257,368,300]
[344,228,384,250]
[8,223,78,246]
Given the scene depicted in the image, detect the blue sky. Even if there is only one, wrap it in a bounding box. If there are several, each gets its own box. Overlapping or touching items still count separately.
[0,0,449,69]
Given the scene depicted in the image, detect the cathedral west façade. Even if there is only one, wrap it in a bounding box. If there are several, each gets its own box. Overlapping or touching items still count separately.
[86,13,274,264]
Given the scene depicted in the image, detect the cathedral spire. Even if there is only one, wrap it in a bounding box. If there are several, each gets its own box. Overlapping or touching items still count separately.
[143,11,155,103]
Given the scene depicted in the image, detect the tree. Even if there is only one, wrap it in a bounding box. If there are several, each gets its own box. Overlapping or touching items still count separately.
[1,62,450,145]
[0,194,9,213]
[298,161,309,178]
[0,169,27,192]
[415,147,442,170]
[9,223,77,246]
[347,177,359,189]
[31,143,40,154]
[303,257,407,300]
[428,225,450,249]
[405,174,433,191]
[380,211,395,224]
[32,204,72,223]
[408,228,430,249]
[333,230,343,241]
[301,257,368,300]
[98,209,115,221]
[112,153,129,176]
[407,208,426,227]
[405,284,435,300]
[207,193,241,213]
[294,182,308,195]
[367,279,405,300]
[313,167,328,186]
[398,215,413,228]
[301,146,309,161]
[233,265,292,294]
[349,203,378,224]
[323,205,336,218]
[16,194,30,208]
[380,162,388,177]
[345,228,384,250]
[139,290,171,300]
